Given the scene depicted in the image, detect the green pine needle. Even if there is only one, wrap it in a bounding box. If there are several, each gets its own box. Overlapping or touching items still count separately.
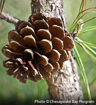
[81,25,96,34]
[76,38,96,56]
[74,43,91,100]
[84,42,96,50]
[69,0,84,32]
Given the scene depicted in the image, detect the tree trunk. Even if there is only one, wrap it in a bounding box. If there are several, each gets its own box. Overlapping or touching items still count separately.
[31,0,83,101]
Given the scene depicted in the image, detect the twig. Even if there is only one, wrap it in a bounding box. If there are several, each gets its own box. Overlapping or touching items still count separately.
[0,12,19,25]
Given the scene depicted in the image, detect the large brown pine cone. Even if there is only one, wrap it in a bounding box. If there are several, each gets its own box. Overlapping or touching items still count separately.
[2,13,74,83]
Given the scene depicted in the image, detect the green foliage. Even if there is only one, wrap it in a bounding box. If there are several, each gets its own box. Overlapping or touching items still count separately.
[81,25,96,34]
[75,38,96,62]
[67,0,96,100]
[74,43,91,99]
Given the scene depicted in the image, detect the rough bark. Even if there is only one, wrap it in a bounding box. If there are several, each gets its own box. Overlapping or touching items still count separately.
[31,0,83,102]
[47,54,83,101]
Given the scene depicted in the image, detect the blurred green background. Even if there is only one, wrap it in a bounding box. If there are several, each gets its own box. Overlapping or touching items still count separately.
[0,0,96,105]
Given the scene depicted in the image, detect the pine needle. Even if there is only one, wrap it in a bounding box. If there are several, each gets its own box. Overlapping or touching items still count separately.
[70,0,87,32]
[70,0,96,32]
[74,43,91,100]
[75,38,96,63]
[83,17,96,24]
[81,25,96,33]
[80,7,96,14]
[83,42,96,50]
[0,0,5,14]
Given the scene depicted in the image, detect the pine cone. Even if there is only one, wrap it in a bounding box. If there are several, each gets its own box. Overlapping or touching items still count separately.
[2,13,74,83]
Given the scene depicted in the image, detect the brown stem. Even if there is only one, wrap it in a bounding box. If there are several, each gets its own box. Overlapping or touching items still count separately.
[0,12,19,25]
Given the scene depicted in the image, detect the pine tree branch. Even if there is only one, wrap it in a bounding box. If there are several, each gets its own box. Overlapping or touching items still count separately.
[0,12,19,25]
